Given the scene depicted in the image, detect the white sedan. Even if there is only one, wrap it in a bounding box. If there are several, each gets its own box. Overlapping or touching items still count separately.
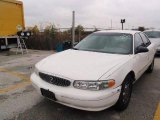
[144,30,160,55]
[31,30,156,111]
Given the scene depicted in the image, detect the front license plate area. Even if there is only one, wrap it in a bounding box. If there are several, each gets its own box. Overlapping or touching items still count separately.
[40,88,57,101]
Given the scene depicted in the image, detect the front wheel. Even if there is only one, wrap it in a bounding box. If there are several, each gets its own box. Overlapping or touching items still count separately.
[114,75,133,111]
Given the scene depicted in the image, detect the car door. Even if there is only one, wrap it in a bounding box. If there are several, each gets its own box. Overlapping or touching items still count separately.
[133,33,149,79]
[140,33,154,64]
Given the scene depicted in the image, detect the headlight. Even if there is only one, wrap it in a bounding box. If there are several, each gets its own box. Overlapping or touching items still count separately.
[73,80,115,91]
[34,67,39,75]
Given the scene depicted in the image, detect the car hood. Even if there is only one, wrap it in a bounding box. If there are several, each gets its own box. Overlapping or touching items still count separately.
[36,49,132,81]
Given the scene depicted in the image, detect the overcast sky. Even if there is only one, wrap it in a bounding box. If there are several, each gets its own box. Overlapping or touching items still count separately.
[21,0,160,29]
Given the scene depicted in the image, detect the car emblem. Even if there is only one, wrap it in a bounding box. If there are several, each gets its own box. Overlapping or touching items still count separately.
[49,76,54,83]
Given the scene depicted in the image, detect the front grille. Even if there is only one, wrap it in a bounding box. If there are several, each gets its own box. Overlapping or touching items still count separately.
[39,72,71,87]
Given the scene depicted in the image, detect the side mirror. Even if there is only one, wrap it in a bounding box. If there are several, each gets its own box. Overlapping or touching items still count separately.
[135,46,149,54]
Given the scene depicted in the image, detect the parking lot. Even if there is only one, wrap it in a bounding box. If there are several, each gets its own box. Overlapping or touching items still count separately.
[0,49,160,120]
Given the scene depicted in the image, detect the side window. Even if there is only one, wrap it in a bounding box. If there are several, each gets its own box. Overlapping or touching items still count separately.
[140,33,151,46]
[134,33,145,49]
[144,33,151,44]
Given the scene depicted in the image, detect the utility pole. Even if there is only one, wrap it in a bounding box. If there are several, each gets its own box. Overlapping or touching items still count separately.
[121,19,125,30]
[111,19,112,29]
[78,28,81,42]
[72,11,75,47]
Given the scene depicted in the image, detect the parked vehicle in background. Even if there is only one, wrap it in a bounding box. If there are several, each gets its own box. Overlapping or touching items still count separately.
[0,0,25,51]
[31,30,156,111]
[144,30,160,55]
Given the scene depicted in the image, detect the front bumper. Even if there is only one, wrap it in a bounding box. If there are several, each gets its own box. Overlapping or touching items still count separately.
[31,73,121,111]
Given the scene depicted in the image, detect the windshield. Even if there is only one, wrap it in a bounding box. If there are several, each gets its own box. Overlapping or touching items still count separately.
[74,33,133,54]
[144,31,160,38]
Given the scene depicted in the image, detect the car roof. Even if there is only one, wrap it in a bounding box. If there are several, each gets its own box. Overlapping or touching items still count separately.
[95,30,141,35]
[144,30,160,32]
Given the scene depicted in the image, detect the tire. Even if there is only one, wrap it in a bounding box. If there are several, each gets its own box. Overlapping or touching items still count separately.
[146,58,154,73]
[115,75,133,111]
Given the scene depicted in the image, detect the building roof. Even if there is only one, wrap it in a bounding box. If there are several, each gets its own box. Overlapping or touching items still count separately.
[1,0,22,4]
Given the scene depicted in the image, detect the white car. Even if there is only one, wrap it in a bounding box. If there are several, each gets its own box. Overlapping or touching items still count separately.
[144,30,160,55]
[31,30,156,111]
